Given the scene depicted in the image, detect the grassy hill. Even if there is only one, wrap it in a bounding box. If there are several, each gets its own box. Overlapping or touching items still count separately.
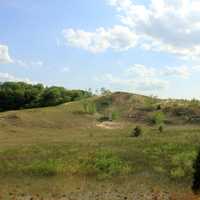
[0,92,200,199]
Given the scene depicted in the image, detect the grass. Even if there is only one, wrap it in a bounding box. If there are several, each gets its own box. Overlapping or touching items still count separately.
[0,93,200,198]
[0,110,199,183]
[79,150,131,179]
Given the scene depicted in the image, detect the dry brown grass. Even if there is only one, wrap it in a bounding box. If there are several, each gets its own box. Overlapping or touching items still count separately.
[0,94,199,198]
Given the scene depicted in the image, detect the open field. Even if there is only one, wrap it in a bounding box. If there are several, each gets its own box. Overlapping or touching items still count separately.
[0,93,200,199]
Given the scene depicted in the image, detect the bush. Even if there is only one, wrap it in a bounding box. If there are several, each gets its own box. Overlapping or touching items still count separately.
[82,101,96,114]
[95,96,112,112]
[172,106,195,117]
[170,167,185,178]
[169,151,196,181]
[98,116,110,122]
[157,104,161,110]
[111,111,119,121]
[192,148,200,193]
[151,111,165,125]
[131,126,142,137]
[158,125,163,133]
[22,160,58,177]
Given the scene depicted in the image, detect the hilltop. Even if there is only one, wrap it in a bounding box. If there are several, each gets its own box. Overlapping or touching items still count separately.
[94,92,200,125]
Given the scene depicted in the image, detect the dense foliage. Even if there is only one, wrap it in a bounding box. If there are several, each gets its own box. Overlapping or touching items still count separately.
[192,148,200,194]
[0,82,92,111]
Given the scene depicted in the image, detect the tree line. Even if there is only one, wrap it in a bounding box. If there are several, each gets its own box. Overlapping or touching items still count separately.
[0,82,92,111]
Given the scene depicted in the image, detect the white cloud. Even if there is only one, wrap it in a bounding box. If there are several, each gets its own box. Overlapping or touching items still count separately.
[135,79,168,91]
[126,64,191,79]
[62,25,138,53]
[95,63,197,93]
[0,45,12,64]
[96,64,169,92]
[96,73,168,92]
[62,0,200,59]
[192,65,200,71]
[62,67,70,72]
[15,59,27,67]
[126,64,169,91]
[31,61,43,67]
[126,64,156,78]
[0,72,33,84]
[108,0,200,59]
[15,59,44,67]
[96,73,132,85]
[162,65,190,78]
[0,44,43,67]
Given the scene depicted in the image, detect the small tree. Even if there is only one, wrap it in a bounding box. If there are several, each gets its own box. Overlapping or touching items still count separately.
[157,104,161,110]
[158,125,163,133]
[152,111,165,125]
[131,126,142,137]
[100,87,111,96]
[152,112,165,133]
[192,148,200,194]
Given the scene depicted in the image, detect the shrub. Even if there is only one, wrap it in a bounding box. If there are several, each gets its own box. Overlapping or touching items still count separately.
[157,104,161,110]
[143,96,158,111]
[97,111,119,122]
[170,151,196,181]
[159,125,163,133]
[131,126,142,137]
[152,111,165,125]
[111,111,119,121]
[95,96,112,112]
[192,148,200,194]
[82,101,96,114]
[22,160,58,177]
[100,88,111,96]
[170,167,185,178]
[98,116,110,122]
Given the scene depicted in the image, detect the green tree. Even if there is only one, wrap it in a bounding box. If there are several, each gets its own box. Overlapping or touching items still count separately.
[0,82,92,111]
[152,111,165,125]
[100,87,111,96]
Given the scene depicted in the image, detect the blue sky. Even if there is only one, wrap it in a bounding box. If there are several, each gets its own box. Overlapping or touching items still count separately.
[0,0,200,99]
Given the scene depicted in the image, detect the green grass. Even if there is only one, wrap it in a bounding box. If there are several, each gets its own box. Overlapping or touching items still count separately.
[79,150,131,179]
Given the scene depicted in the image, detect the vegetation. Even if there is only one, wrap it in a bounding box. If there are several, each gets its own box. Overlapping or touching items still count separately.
[0,81,92,111]
[159,125,164,133]
[131,126,142,137]
[192,148,200,193]
[1,91,200,198]
[80,150,130,179]
[151,111,166,125]
[82,100,96,114]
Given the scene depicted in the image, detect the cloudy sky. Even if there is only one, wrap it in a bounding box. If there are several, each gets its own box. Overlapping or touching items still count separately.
[1,0,200,99]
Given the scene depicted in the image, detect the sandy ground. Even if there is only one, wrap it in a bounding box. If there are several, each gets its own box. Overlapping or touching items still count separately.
[0,190,172,200]
[0,176,174,200]
[96,122,124,129]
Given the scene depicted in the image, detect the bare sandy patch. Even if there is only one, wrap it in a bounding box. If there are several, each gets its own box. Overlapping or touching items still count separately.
[96,121,123,129]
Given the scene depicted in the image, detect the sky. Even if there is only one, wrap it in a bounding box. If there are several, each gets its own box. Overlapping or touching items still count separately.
[1,0,200,99]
